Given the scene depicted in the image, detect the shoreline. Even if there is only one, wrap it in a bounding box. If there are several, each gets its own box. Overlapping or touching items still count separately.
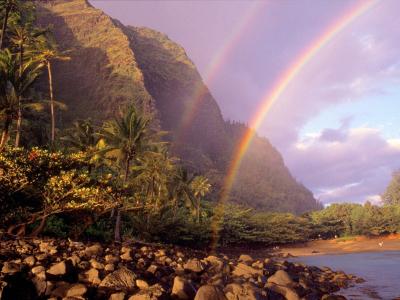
[278,234,400,257]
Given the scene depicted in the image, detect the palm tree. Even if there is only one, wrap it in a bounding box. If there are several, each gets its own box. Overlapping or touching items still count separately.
[0,0,20,49]
[98,105,151,243]
[10,23,46,147]
[168,167,196,214]
[36,45,70,143]
[0,49,43,150]
[190,175,211,223]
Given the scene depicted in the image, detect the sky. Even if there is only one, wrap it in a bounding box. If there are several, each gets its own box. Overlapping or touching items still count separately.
[90,0,400,205]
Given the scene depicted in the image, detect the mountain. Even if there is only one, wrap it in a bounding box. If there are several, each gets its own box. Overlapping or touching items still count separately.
[34,0,320,214]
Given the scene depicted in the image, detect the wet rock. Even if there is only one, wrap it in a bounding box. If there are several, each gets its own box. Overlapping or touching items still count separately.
[99,267,137,291]
[194,285,227,300]
[171,276,196,299]
[184,258,204,273]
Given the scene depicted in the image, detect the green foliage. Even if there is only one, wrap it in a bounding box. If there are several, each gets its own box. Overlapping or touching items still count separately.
[382,171,400,205]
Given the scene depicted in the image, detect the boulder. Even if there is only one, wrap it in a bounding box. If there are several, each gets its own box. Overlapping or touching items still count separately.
[194,285,227,300]
[23,256,36,267]
[128,283,165,300]
[232,263,262,278]
[238,255,253,265]
[84,244,103,257]
[136,279,149,290]
[265,283,300,300]
[99,267,137,291]
[105,264,115,272]
[184,258,204,273]
[47,260,75,279]
[65,283,87,298]
[109,292,126,300]
[83,268,101,285]
[90,258,105,270]
[267,270,294,286]
[171,276,196,299]
[224,283,267,300]
[1,262,21,274]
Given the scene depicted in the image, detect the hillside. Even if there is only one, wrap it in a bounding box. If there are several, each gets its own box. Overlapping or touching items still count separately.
[34,0,320,214]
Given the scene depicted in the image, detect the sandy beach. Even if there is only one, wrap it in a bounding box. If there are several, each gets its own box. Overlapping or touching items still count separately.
[279,234,400,257]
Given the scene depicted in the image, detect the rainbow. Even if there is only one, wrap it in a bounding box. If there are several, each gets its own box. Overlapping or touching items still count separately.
[175,1,266,142]
[211,0,378,248]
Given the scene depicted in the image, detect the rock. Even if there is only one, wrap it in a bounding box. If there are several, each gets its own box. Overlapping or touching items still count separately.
[68,254,81,267]
[47,260,74,277]
[321,295,347,300]
[39,241,57,254]
[238,255,253,265]
[121,250,133,262]
[99,267,137,291]
[0,273,37,300]
[232,263,262,278]
[109,292,126,300]
[136,279,149,290]
[128,283,165,300]
[105,263,115,272]
[224,283,267,300]
[194,285,227,300]
[83,268,101,285]
[1,262,20,274]
[32,265,45,275]
[85,244,103,257]
[265,283,300,300]
[90,258,105,270]
[204,256,224,272]
[65,283,87,297]
[24,256,36,267]
[32,276,47,296]
[171,276,196,299]
[146,264,159,274]
[50,281,71,298]
[184,258,204,273]
[105,254,120,264]
[267,270,294,286]
[35,253,48,262]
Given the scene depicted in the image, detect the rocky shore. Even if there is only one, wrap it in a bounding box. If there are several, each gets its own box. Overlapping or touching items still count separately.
[0,238,364,300]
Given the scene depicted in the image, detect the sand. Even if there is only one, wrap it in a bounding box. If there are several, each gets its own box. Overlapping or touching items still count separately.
[278,234,400,257]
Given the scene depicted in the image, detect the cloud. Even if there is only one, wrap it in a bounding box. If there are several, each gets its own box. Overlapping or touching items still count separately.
[286,126,400,204]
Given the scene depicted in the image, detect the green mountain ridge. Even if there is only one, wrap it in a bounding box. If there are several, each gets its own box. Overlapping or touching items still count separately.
[35,0,320,213]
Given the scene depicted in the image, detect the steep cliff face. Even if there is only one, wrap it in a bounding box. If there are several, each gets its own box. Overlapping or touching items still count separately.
[35,0,320,213]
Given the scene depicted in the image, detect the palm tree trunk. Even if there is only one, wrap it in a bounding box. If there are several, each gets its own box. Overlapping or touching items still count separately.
[15,44,24,147]
[114,208,121,243]
[124,156,131,183]
[47,61,55,143]
[196,198,200,223]
[0,114,12,150]
[0,6,10,50]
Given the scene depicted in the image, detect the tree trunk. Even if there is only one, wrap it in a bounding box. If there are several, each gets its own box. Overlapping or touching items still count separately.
[30,215,48,237]
[196,198,200,224]
[0,114,12,151]
[48,61,55,143]
[15,44,24,147]
[114,208,121,243]
[124,156,131,183]
[0,6,10,50]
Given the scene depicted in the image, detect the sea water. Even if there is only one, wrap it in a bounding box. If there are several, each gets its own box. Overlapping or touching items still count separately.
[291,251,400,300]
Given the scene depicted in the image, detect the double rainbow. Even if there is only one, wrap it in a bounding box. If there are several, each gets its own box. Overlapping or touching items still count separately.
[211,0,378,248]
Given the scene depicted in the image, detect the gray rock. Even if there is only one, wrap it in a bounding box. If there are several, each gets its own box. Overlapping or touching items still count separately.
[99,267,137,291]
[194,285,227,300]
[171,276,196,299]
